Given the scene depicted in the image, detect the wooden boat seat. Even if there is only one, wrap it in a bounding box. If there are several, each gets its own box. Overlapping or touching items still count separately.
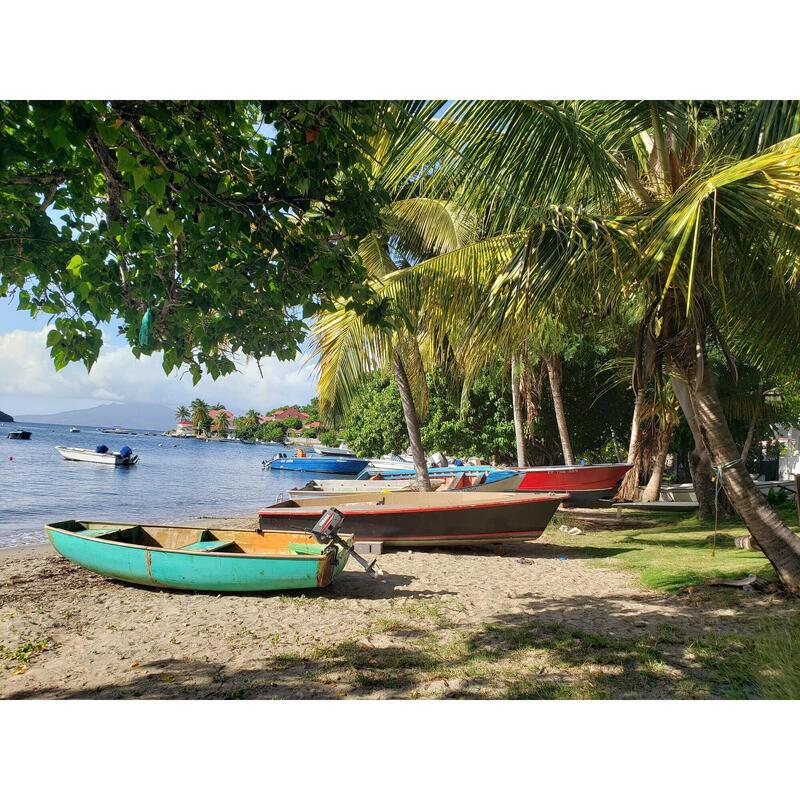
[179,539,234,552]
[80,527,126,538]
[287,542,328,556]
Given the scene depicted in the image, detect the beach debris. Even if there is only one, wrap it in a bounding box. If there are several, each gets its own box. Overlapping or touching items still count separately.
[733,535,761,551]
[705,574,775,593]
[559,524,584,536]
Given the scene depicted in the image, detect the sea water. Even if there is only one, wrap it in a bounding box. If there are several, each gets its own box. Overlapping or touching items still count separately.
[0,422,321,548]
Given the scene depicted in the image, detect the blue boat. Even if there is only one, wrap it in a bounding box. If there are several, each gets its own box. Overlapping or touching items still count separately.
[355,465,516,485]
[267,456,370,475]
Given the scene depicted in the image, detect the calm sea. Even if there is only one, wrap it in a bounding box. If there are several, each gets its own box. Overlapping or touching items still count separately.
[0,422,324,549]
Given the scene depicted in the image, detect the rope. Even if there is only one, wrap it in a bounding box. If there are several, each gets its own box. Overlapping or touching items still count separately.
[711,457,742,556]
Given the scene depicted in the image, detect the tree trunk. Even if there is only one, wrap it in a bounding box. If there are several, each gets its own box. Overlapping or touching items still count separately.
[545,354,573,465]
[511,356,527,468]
[615,387,644,501]
[682,343,800,594]
[740,408,758,466]
[671,375,715,520]
[628,386,644,458]
[392,352,431,491]
[641,420,673,502]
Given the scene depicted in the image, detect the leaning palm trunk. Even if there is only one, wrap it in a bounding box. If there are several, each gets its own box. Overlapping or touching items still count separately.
[671,376,715,520]
[740,408,759,466]
[392,352,432,491]
[545,355,573,465]
[510,356,528,467]
[615,387,645,501]
[682,343,800,595]
[641,420,673,502]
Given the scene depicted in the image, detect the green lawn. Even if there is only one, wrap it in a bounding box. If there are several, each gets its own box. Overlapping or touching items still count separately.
[548,508,788,592]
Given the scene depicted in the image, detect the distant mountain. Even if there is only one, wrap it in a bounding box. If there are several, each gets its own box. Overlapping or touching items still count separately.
[16,402,177,430]
[0,410,13,423]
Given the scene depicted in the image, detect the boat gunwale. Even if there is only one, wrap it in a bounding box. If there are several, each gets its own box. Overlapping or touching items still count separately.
[45,522,350,561]
[259,492,568,516]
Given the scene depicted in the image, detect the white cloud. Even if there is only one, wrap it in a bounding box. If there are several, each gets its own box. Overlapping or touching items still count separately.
[0,326,317,413]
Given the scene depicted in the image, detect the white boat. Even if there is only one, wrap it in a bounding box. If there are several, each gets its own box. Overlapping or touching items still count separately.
[367,454,416,470]
[55,446,139,466]
[69,427,80,433]
[660,478,796,502]
[287,477,444,499]
[313,444,357,457]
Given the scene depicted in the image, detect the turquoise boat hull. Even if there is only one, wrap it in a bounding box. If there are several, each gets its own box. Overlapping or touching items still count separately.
[46,521,351,592]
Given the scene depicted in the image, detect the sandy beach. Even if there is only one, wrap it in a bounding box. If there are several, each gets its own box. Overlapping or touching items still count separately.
[2,510,788,700]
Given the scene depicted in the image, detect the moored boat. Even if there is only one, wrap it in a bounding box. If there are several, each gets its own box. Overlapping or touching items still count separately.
[69,427,80,433]
[266,456,369,475]
[7,429,32,440]
[313,444,358,457]
[45,520,353,591]
[259,491,565,546]
[515,463,632,505]
[660,478,796,502]
[56,445,139,466]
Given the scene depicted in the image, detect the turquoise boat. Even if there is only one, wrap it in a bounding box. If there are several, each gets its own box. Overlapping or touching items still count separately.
[45,520,352,592]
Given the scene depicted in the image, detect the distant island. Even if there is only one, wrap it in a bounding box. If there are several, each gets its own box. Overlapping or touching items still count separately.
[16,402,176,430]
[0,410,13,423]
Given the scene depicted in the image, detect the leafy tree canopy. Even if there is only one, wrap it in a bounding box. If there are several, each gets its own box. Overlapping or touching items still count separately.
[0,100,396,380]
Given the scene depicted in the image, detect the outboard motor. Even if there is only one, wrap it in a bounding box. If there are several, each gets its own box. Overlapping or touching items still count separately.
[430,451,448,468]
[96,444,109,454]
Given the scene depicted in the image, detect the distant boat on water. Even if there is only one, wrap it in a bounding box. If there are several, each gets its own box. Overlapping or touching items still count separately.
[7,430,32,440]
[56,446,139,466]
[69,427,80,433]
[99,427,135,435]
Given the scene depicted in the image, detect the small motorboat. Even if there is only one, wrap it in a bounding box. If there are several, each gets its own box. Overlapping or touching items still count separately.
[56,445,139,466]
[45,519,355,592]
[69,427,80,433]
[265,456,369,475]
[7,430,32,440]
[313,444,358,458]
[259,491,566,547]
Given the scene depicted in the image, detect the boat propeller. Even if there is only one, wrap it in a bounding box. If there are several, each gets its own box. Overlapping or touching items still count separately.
[310,507,384,579]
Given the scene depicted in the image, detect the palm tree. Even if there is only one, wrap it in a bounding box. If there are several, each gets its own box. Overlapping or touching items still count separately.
[380,101,800,592]
[312,197,478,489]
[175,404,190,422]
[191,398,210,436]
[212,410,230,438]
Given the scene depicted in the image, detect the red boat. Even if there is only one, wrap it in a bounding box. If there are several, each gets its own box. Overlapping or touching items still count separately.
[514,463,632,505]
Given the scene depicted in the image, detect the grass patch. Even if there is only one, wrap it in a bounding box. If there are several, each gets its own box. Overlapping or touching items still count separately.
[0,638,53,674]
[547,510,790,592]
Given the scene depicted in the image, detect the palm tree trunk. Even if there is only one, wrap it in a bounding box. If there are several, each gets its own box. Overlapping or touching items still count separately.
[741,409,759,466]
[545,354,573,465]
[683,344,800,594]
[671,376,715,520]
[392,352,432,491]
[641,420,673,502]
[615,386,645,501]
[511,356,527,468]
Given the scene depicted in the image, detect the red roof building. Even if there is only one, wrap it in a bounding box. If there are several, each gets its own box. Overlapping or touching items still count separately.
[262,407,310,422]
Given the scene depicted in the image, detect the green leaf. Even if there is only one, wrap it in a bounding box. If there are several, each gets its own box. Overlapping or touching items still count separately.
[66,255,84,275]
